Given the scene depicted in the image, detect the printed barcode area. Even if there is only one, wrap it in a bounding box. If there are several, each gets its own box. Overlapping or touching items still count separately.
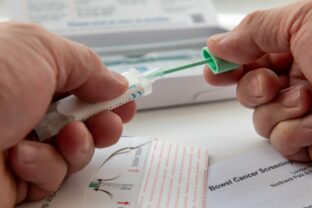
[191,14,205,23]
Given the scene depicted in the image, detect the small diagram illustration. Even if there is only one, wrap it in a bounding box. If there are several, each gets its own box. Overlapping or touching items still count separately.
[88,178,133,198]
[83,140,151,208]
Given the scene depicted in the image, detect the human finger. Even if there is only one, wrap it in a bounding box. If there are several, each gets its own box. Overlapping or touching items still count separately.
[112,101,137,123]
[85,111,123,148]
[8,141,67,201]
[207,1,312,81]
[204,53,292,86]
[243,53,293,73]
[203,65,244,86]
[270,114,312,162]
[56,122,94,175]
[236,68,281,108]
[253,85,312,138]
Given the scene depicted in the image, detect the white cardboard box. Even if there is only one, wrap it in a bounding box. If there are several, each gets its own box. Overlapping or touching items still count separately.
[7,0,236,109]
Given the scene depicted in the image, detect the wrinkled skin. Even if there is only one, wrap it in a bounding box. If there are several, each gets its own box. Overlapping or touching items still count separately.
[0,22,136,207]
[205,0,312,162]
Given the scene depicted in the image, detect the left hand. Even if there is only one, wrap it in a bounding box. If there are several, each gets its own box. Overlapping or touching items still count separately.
[0,22,136,207]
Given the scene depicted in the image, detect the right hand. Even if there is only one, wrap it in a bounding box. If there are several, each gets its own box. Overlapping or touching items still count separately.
[204,0,312,162]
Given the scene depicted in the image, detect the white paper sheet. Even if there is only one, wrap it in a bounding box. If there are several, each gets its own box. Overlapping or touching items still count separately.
[207,146,312,208]
[18,137,208,208]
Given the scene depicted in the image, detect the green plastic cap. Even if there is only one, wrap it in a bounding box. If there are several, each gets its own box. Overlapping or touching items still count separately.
[201,47,240,74]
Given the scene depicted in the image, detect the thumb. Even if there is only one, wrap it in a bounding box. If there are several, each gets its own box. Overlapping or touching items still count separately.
[207,1,311,68]
[49,35,128,102]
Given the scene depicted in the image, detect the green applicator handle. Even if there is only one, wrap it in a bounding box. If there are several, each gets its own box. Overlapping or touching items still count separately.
[201,47,240,74]
[145,47,240,80]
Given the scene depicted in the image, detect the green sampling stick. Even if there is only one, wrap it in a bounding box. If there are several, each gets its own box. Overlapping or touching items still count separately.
[163,47,240,75]
[161,59,212,75]
[144,47,240,80]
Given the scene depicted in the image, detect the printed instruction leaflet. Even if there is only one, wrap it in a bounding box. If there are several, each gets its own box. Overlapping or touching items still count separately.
[207,146,312,208]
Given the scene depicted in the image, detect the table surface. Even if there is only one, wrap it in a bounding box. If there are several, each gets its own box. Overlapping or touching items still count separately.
[124,100,271,165]
[0,0,295,164]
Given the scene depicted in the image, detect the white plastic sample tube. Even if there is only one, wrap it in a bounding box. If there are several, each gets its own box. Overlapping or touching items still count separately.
[35,69,153,141]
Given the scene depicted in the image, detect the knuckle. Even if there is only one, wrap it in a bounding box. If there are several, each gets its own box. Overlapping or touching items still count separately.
[295,85,312,111]
[74,45,102,74]
[271,120,295,146]
[241,10,267,29]
[288,1,312,36]
[279,85,312,112]
[288,1,312,51]
[240,9,287,50]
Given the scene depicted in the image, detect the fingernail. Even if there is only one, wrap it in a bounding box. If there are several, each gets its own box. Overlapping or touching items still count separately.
[111,71,128,85]
[246,72,263,97]
[18,143,39,164]
[280,87,300,108]
[209,32,229,43]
